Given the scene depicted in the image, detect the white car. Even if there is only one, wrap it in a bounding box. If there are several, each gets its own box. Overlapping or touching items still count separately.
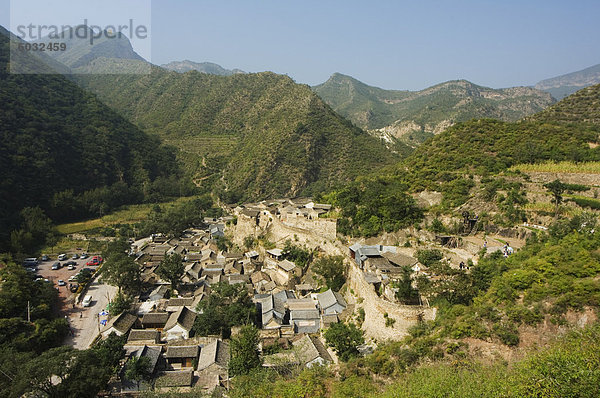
[58,254,67,261]
[82,295,92,307]
[57,279,66,286]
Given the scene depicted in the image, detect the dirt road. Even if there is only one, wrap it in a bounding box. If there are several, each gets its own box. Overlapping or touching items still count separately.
[64,279,118,349]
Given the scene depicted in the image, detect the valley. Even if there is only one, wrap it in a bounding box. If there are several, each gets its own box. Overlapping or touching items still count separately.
[1,10,600,397]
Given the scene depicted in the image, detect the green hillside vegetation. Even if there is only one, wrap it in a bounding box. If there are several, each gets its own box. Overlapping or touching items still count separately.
[320,84,600,237]
[74,66,398,202]
[530,83,600,124]
[225,215,600,398]
[313,73,555,146]
[0,28,188,252]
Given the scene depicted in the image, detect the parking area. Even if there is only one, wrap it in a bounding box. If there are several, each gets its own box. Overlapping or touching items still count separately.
[36,254,99,302]
[36,254,117,349]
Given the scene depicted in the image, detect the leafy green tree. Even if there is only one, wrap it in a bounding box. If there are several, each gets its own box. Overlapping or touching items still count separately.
[324,322,364,362]
[544,179,568,217]
[313,255,346,291]
[125,356,152,390]
[415,249,443,267]
[100,252,141,295]
[243,235,257,250]
[108,292,133,316]
[229,325,261,376]
[156,253,184,291]
[194,282,256,338]
[394,266,420,304]
[76,268,94,286]
[282,240,313,268]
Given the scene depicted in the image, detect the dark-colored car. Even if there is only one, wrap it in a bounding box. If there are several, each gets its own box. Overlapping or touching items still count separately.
[51,262,61,270]
[72,253,79,259]
[40,255,49,261]
[64,261,77,267]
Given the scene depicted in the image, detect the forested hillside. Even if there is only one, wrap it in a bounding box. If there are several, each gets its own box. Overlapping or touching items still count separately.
[74,66,399,202]
[0,28,186,252]
[313,73,555,146]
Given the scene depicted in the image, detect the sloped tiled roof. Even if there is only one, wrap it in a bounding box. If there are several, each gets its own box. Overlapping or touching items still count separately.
[197,339,230,371]
[164,306,196,332]
[293,335,332,365]
[165,345,200,359]
[142,312,170,325]
[278,259,296,272]
[104,312,137,334]
[317,289,347,311]
[128,329,160,343]
[155,370,193,388]
[290,309,320,320]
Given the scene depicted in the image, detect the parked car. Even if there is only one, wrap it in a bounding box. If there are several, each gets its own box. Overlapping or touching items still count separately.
[58,254,67,261]
[82,295,92,307]
[72,253,79,259]
[40,254,49,261]
[86,256,103,266]
[67,264,76,270]
[23,258,39,267]
[25,267,37,273]
[80,253,89,259]
[64,261,77,267]
[70,284,79,293]
[51,262,61,270]
[57,279,66,286]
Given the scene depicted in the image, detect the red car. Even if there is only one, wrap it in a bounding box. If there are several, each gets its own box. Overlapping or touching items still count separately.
[86,256,103,266]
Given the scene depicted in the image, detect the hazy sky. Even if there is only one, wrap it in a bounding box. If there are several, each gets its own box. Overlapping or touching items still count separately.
[2,0,599,90]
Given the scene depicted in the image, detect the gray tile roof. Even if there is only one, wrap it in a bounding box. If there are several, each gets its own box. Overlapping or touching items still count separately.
[141,312,170,325]
[197,339,229,371]
[278,259,296,272]
[165,345,200,359]
[293,335,332,365]
[128,329,160,343]
[155,370,193,388]
[290,309,320,320]
[164,307,196,332]
[104,313,137,334]
[317,289,347,311]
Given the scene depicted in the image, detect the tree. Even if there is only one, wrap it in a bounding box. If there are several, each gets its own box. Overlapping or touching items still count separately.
[229,325,261,376]
[194,282,256,338]
[544,179,568,218]
[156,253,184,291]
[313,255,346,291]
[394,266,420,304]
[15,346,80,397]
[324,322,364,362]
[124,355,152,390]
[100,252,141,295]
[282,240,313,268]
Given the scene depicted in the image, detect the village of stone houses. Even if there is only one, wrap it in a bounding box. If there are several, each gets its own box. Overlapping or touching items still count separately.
[61,196,520,395]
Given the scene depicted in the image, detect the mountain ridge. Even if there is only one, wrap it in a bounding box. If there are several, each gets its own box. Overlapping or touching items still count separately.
[535,63,600,100]
[313,73,555,147]
[161,60,245,75]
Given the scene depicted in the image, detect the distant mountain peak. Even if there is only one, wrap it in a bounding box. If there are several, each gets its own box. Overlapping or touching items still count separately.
[161,60,245,75]
[535,63,600,100]
[33,24,146,70]
[313,73,555,147]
